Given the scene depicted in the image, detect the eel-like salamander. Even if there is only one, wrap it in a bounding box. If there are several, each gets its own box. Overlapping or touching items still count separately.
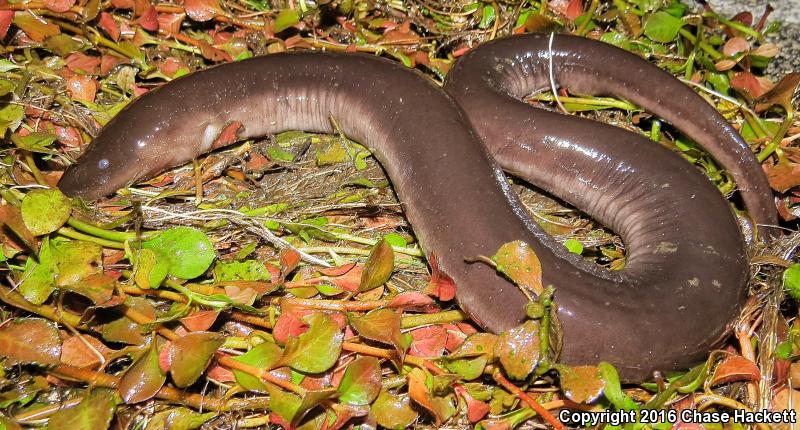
[58,33,776,381]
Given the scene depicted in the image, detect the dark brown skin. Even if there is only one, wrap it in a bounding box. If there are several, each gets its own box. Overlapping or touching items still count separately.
[58,34,776,381]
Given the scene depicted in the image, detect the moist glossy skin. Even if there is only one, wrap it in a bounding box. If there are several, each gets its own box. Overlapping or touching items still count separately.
[59,35,776,381]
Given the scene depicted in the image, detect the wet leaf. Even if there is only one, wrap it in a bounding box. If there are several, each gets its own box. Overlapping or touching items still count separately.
[144,407,215,430]
[443,333,497,380]
[408,325,448,357]
[119,339,165,403]
[280,248,301,278]
[495,320,540,380]
[359,238,394,292]
[492,241,543,295]
[0,318,61,366]
[142,226,216,280]
[557,365,604,403]
[66,75,97,103]
[0,103,24,135]
[184,0,221,22]
[46,388,117,430]
[564,238,583,254]
[710,354,761,386]
[731,71,766,99]
[598,362,638,410]
[292,388,338,426]
[349,308,408,359]
[13,12,61,42]
[166,332,224,387]
[279,313,343,373]
[387,292,436,312]
[98,12,120,41]
[337,356,382,406]
[643,11,684,43]
[722,37,749,56]
[100,297,155,345]
[232,341,283,392]
[372,389,418,429]
[0,11,13,40]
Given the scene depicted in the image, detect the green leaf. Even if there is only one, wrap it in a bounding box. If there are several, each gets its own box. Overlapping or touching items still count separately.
[266,145,296,162]
[337,356,382,406]
[643,11,684,43]
[232,341,283,392]
[0,79,15,97]
[383,233,407,248]
[784,263,800,301]
[359,238,394,292]
[274,8,300,33]
[51,239,103,287]
[144,407,216,430]
[267,383,301,423]
[142,226,216,280]
[20,189,72,236]
[372,389,418,430]
[598,362,639,410]
[118,339,165,404]
[46,389,117,430]
[478,4,496,29]
[11,132,59,154]
[18,237,56,305]
[167,332,224,388]
[494,320,541,380]
[214,260,272,282]
[0,103,24,135]
[132,248,169,289]
[563,238,583,255]
[0,318,61,366]
[279,313,343,373]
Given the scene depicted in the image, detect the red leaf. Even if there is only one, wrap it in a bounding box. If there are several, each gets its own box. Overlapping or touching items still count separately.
[565,0,583,20]
[206,363,235,382]
[273,311,309,345]
[180,310,219,332]
[44,0,75,13]
[731,11,753,26]
[98,12,120,41]
[710,354,761,385]
[54,124,83,147]
[0,10,14,39]
[111,0,134,9]
[320,262,357,277]
[388,292,437,312]
[731,71,766,99]
[136,5,158,31]
[280,248,302,279]
[408,325,448,357]
[455,385,489,423]
[59,334,111,369]
[157,12,184,34]
[184,0,220,22]
[65,52,100,74]
[211,121,244,150]
[426,253,456,301]
[100,54,125,76]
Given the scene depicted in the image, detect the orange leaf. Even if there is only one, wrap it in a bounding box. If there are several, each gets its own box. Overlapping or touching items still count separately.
[0,11,13,39]
[180,310,219,332]
[710,354,761,386]
[565,0,583,20]
[13,12,60,42]
[157,12,184,34]
[66,75,97,103]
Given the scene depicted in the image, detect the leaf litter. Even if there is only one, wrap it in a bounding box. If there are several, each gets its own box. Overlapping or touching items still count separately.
[0,0,799,429]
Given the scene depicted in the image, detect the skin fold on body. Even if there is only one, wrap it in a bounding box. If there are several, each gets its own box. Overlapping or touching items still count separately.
[58,33,777,381]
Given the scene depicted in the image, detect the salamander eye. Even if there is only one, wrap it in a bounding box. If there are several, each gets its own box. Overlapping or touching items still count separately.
[98,159,109,170]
